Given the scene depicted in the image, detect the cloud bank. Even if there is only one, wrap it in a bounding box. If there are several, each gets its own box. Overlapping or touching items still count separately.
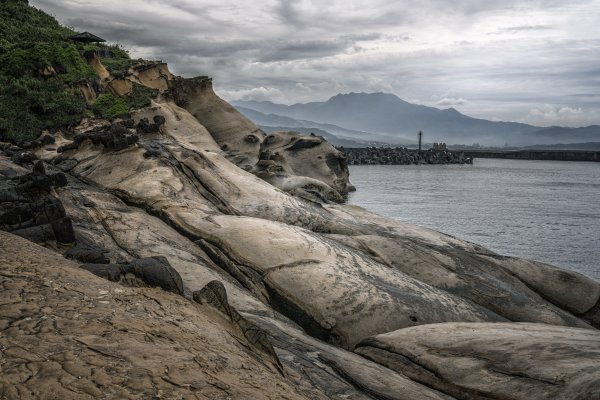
[31,0,600,127]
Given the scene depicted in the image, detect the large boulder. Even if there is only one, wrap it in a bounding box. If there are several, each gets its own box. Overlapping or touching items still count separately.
[258,131,354,197]
[355,322,600,400]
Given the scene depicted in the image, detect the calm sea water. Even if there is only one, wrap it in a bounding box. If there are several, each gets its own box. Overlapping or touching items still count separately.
[348,159,600,281]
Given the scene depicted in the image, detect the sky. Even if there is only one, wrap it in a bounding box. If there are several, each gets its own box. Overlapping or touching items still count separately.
[31,0,600,127]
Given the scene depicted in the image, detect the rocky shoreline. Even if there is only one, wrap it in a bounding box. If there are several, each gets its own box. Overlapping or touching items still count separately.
[2,21,600,399]
[340,146,473,165]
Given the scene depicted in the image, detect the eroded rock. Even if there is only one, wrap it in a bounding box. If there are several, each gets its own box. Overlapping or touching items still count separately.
[0,232,311,400]
[259,131,354,197]
[81,256,185,295]
[0,157,74,244]
[355,322,600,400]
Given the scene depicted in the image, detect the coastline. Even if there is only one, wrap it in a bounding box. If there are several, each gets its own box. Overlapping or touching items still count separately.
[2,3,600,397]
[461,149,600,162]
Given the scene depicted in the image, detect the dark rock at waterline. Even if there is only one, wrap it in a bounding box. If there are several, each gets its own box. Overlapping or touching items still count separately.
[339,146,473,165]
[81,256,185,295]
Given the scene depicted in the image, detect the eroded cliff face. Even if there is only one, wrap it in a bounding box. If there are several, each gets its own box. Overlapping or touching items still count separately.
[1,56,600,400]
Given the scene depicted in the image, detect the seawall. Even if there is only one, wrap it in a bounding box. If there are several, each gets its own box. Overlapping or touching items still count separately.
[461,149,600,162]
[338,146,473,165]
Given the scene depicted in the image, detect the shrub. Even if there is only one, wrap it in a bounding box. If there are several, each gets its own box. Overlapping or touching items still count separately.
[0,77,86,142]
[0,1,103,141]
[127,83,159,109]
[92,94,129,119]
[0,1,141,142]
[101,58,136,78]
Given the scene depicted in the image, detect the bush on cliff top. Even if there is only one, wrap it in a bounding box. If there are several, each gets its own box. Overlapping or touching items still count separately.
[92,94,129,119]
[0,0,133,142]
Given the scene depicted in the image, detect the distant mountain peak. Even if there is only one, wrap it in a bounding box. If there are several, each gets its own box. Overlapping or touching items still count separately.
[232,93,600,146]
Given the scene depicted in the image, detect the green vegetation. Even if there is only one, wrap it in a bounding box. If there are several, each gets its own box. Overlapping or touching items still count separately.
[127,83,159,110]
[101,57,136,78]
[92,94,129,119]
[0,0,135,142]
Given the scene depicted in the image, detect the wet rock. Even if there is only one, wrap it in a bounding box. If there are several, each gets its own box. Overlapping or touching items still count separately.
[81,256,185,295]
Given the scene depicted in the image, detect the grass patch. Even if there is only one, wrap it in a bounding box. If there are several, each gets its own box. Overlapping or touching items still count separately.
[92,94,129,119]
[101,58,136,78]
[127,83,159,109]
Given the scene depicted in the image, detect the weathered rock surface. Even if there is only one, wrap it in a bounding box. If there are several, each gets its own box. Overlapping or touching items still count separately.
[0,158,74,244]
[81,256,185,295]
[355,322,600,400]
[170,76,265,169]
[2,54,599,399]
[257,131,355,199]
[0,232,308,400]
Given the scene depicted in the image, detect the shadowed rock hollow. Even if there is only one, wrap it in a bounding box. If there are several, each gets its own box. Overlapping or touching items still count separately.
[2,52,600,400]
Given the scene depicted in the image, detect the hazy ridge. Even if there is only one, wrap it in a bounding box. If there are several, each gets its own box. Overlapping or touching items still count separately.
[233,93,600,147]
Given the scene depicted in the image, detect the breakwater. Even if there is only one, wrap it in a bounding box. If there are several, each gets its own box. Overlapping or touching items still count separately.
[339,146,473,165]
[461,149,600,162]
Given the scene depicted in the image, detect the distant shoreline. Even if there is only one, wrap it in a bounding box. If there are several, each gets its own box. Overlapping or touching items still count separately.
[461,149,600,162]
[338,147,472,165]
[341,147,600,163]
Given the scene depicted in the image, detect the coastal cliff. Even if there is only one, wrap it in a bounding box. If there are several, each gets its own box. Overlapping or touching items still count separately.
[1,3,600,399]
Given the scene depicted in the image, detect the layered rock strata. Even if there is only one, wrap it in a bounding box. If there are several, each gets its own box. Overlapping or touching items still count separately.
[1,55,599,400]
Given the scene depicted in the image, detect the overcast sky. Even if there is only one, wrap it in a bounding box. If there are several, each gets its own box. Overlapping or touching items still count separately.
[32,0,600,127]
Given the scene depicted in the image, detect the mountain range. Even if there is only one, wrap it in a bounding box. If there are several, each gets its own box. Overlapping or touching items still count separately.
[232,93,600,147]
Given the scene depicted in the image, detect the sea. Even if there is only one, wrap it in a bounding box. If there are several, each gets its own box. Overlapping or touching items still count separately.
[348,158,600,281]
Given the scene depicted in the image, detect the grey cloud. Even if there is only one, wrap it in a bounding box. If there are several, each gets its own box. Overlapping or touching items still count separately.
[274,0,304,27]
[257,39,357,62]
[340,32,383,42]
[495,25,554,33]
[29,0,600,126]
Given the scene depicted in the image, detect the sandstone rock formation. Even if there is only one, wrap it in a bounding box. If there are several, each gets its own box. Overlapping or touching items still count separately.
[355,322,600,400]
[2,53,600,400]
